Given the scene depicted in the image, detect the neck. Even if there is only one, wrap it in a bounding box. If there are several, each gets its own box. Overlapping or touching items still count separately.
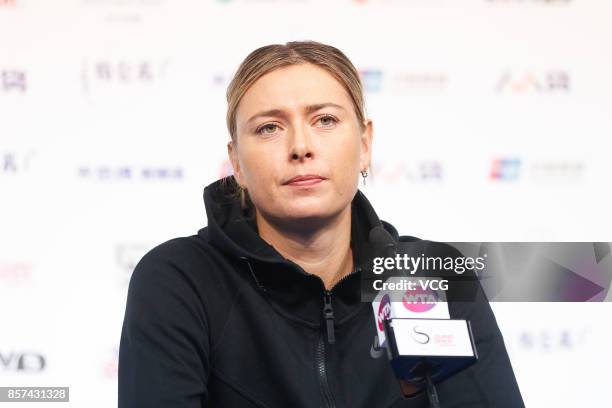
[255,205,354,291]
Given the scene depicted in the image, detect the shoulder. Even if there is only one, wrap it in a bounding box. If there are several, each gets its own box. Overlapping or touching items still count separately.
[136,228,220,269]
[128,229,224,293]
[123,229,241,334]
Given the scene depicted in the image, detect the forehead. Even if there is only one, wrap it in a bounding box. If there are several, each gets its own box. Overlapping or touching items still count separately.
[236,64,353,123]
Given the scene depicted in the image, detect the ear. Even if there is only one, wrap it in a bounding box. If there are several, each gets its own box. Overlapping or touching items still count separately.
[359,119,373,172]
[227,140,244,186]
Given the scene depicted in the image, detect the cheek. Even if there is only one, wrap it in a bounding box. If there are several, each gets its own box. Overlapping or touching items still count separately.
[241,152,277,185]
[331,139,361,173]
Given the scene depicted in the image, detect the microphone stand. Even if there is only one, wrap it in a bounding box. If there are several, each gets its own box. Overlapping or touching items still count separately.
[425,367,441,408]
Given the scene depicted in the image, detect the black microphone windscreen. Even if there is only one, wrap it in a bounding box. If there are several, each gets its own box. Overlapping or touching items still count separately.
[369,226,397,258]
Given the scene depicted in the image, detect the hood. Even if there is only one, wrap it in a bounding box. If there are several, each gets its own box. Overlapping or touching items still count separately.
[197,176,403,326]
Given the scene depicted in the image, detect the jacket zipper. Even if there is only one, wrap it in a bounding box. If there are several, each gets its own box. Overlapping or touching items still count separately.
[317,292,336,408]
[245,256,360,408]
[323,290,335,344]
[316,263,362,407]
[317,333,335,408]
[322,261,362,345]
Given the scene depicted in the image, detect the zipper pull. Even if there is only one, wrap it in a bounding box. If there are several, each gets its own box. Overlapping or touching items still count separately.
[323,291,335,344]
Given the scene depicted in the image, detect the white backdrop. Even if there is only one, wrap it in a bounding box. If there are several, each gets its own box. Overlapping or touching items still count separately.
[1,0,611,406]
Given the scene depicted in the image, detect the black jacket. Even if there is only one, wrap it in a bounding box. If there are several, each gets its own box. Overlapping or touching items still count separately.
[118,177,525,408]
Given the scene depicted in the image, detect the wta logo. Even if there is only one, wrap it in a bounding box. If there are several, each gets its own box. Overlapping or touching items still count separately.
[402,286,439,313]
[377,294,391,331]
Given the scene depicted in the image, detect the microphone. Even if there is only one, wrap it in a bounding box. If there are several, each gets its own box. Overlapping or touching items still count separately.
[369,225,397,258]
[368,227,479,407]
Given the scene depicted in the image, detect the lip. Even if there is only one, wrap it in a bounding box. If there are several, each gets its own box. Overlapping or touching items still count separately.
[284,174,326,186]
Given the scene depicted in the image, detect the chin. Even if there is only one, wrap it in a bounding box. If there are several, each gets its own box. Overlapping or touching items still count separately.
[284,206,326,220]
[285,200,345,221]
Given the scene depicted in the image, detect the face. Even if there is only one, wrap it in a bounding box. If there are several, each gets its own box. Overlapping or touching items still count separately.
[228,63,373,226]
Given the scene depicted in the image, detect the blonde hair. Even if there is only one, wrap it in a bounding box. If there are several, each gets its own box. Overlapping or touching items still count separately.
[223,40,368,208]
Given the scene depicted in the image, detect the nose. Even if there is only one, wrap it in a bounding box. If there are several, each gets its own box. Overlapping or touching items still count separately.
[289,124,314,162]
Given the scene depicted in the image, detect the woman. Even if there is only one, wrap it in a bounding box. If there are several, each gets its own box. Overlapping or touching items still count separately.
[118,40,524,407]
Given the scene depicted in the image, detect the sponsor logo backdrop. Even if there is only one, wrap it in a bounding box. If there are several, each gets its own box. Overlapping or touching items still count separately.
[2,1,611,406]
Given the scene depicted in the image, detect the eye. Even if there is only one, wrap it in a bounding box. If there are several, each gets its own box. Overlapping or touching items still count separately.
[255,123,279,135]
[317,114,338,127]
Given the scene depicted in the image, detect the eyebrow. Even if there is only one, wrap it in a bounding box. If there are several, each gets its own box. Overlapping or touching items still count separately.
[246,102,346,125]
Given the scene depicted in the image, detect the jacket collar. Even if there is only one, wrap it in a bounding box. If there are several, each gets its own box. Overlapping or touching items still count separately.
[199,176,400,326]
